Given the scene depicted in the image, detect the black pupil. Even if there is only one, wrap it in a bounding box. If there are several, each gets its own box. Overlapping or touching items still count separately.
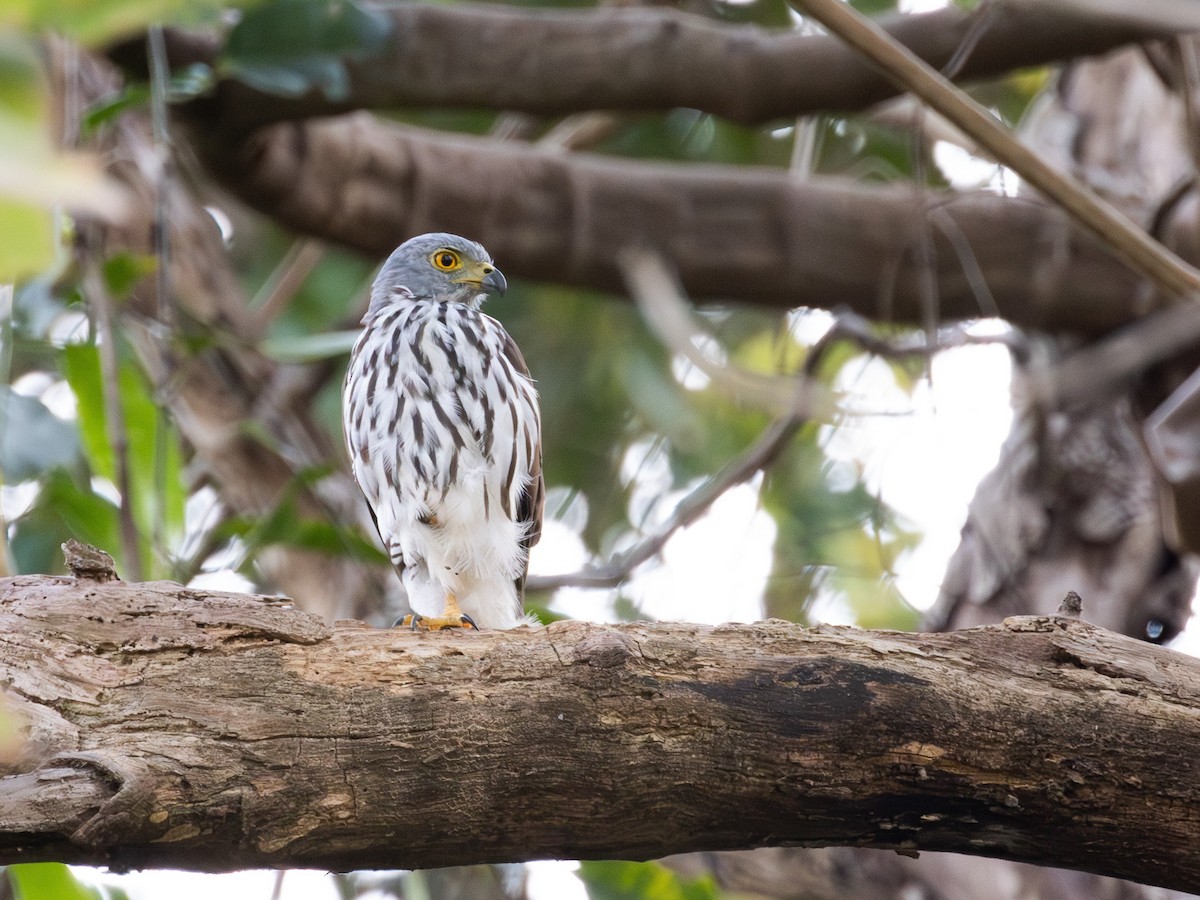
[439,253,455,268]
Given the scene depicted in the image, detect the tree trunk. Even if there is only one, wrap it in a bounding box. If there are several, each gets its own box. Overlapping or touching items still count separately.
[2,573,1199,892]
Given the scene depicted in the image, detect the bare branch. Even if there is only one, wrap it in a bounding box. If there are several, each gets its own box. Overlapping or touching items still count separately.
[3,576,1200,892]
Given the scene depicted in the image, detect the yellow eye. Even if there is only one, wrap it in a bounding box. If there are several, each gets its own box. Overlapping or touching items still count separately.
[432,250,460,271]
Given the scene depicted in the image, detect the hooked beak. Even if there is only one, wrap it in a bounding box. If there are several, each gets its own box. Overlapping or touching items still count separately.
[481,266,507,296]
[454,262,508,296]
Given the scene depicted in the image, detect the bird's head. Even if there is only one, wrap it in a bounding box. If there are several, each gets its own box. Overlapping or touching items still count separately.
[368,232,507,314]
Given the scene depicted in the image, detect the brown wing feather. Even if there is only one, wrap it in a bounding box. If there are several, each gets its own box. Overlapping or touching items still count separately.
[501,331,544,598]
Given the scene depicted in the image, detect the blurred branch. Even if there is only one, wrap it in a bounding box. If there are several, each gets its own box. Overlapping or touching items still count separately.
[620,248,835,419]
[190,114,1149,334]
[1024,300,1200,409]
[790,0,1200,300]
[82,260,144,582]
[148,25,174,562]
[152,3,1197,130]
[4,578,1200,893]
[1040,0,1200,31]
[246,238,326,341]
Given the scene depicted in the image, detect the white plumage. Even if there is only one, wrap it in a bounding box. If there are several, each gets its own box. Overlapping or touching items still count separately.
[342,234,543,629]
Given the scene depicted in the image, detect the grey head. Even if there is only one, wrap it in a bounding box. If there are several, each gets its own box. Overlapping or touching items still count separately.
[367,232,507,316]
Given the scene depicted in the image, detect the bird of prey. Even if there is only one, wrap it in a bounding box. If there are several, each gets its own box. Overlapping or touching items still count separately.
[342,233,544,629]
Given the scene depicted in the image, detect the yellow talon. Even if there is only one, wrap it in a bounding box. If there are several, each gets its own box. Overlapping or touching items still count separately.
[397,593,477,631]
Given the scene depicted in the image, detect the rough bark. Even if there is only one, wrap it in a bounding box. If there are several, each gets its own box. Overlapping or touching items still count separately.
[138,3,1193,130]
[190,113,1153,331]
[2,575,1199,892]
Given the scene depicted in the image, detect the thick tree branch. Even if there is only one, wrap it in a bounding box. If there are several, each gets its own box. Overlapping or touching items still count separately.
[191,115,1150,332]
[2,575,1199,891]
[156,3,1195,130]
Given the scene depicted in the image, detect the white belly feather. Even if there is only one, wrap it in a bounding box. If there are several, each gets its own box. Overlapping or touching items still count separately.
[343,299,539,629]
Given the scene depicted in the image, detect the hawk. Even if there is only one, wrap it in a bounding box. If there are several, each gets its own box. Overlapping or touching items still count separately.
[343,233,544,629]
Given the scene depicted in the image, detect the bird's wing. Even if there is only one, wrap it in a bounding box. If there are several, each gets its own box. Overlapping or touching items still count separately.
[501,331,545,564]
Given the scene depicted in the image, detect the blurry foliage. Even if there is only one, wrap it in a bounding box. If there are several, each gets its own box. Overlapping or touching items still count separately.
[221,0,391,100]
[6,864,104,900]
[580,861,721,900]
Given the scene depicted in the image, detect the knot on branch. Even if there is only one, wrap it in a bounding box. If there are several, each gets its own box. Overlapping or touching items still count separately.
[62,540,119,583]
[571,628,639,668]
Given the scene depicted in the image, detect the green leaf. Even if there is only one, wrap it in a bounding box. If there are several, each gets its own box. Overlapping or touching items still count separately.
[0,0,231,45]
[0,198,55,283]
[0,385,81,480]
[259,329,359,363]
[62,344,114,481]
[0,35,122,281]
[102,252,158,299]
[81,85,151,134]
[82,65,214,135]
[8,863,101,900]
[61,342,186,570]
[579,861,721,900]
[221,0,391,101]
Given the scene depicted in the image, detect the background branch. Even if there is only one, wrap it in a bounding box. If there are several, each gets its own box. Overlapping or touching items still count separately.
[154,3,1197,129]
[189,115,1152,333]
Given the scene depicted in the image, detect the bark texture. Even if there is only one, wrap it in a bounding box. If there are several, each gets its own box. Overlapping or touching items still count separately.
[2,575,1200,892]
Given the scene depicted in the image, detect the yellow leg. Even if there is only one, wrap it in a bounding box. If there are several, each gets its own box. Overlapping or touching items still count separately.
[398,593,477,631]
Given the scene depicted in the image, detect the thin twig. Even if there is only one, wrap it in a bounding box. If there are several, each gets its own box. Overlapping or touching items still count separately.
[618,248,837,420]
[85,264,143,582]
[527,416,804,591]
[930,207,1001,319]
[789,0,1200,300]
[0,283,14,577]
[147,25,174,568]
[247,238,326,340]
